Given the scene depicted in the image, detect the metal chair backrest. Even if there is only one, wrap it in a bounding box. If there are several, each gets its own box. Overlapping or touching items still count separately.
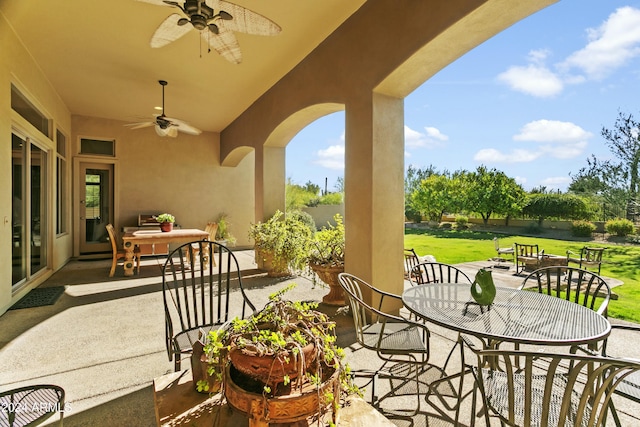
[515,242,539,258]
[583,247,605,263]
[519,266,611,316]
[409,262,471,286]
[162,240,256,368]
[464,339,640,427]
[338,272,406,351]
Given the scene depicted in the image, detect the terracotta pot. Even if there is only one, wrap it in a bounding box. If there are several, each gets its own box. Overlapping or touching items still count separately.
[310,263,345,306]
[257,249,291,277]
[229,341,317,387]
[159,222,173,232]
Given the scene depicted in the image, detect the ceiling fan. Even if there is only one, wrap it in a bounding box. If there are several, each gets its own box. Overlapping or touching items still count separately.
[125,80,202,138]
[136,0,282,64]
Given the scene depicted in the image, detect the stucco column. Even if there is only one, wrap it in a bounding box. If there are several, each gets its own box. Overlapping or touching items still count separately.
[263,146,286,220]
[344,92,404,307]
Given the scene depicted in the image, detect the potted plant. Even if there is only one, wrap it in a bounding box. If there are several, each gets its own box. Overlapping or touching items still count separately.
[214,213,236,246]
[249,210,312,277]
[308,214,345,306]
[155,213,175,232]
[199,284,360,423]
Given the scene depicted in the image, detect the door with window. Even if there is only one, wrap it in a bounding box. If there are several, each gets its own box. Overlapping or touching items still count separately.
[78,163,114,256]
[12,132,48,287]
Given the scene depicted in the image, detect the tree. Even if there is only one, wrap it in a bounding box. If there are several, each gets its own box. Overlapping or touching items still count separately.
[572,110,640,221]
[404,165,437,222]
[411,173,456,222]
[462,166,526,225]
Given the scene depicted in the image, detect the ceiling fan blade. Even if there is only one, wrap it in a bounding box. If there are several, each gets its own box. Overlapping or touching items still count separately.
[135,0,175,7]
[150,13,193,48]
[211,0,281,36]
[124,122,155,130]
[202,26,242,64]
[167,117,202,135]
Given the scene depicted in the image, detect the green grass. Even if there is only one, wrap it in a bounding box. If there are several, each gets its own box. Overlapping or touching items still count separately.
[405,227,640,322]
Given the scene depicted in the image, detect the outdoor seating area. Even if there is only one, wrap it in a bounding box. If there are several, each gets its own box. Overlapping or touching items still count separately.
[500,241,606,276]
[0,244,639,426]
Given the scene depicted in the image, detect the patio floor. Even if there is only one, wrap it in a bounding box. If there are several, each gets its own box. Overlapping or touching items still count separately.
[0,252,637,426]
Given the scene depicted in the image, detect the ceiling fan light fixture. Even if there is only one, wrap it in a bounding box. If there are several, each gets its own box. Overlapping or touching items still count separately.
[177,17,189,26]
[190,15,207,30]
[208,23,219,34]
[218,11,233,20]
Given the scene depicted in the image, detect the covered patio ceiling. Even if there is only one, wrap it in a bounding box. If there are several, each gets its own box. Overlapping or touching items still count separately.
[0,0,365,133]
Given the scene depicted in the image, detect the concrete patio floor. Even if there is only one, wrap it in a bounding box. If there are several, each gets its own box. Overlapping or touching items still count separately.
[1,252,638,426]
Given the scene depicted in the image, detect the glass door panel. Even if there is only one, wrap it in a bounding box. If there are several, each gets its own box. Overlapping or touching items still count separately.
[79,163,113,255]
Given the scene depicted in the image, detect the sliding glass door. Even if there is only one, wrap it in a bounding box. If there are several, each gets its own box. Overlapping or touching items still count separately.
[12,132,48,287]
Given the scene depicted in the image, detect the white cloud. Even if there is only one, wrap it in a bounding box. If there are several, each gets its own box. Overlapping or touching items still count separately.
[540,176,572,188]
[513,120,593,143]
[473,120,591,165]
[473,148,541,163]
[497,50,564,97]
[561,6,640,80]
[405,125,448,149]
[514,176,527,186]
[313,144,345,170]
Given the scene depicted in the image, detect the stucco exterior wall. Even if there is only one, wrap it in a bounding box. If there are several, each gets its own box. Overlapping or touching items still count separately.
[71,115,256,249]
[0,12,73,313]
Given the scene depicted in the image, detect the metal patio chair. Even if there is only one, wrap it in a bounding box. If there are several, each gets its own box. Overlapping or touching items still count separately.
[403,248,420,281]
[339,272,431,415]
[461,336,640,427]
[602,323,640,427]
[0,384,65,426]
[162,240,256,371]
[493,236,514,262]
[408,261,471,286]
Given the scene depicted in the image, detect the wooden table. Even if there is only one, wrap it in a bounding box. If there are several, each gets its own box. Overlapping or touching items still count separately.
[153,370,394,427]
[523,253,568,272]
[122,228,209,276]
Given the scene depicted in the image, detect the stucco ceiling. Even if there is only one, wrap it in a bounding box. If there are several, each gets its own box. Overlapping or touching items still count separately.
[0,0,365,133]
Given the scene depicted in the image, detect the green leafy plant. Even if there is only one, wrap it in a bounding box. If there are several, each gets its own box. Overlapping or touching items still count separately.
[155,213,175,223]
[200,284,360,413]
[308,214,345,268]
[214,213,236,246]
[571,220,596,237]
[605,218,636,237]
[249,210,313,274]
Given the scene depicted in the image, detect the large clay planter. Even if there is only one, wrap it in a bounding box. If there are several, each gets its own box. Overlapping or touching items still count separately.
[256,249,291,277]
[229,341,316,387]
[225,362,340,427]
[310,263,345,306]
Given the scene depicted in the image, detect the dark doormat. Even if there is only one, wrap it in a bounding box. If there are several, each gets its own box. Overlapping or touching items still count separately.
[9,286,65,310]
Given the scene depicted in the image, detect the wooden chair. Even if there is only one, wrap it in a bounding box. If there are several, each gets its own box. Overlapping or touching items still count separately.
[567,246,605,275]
[185,222,219,266]
[106,223,140,277]
[403,248,420,280]
[460,336,640,427]
[514,242,540,274]
[338,272,431,415]
[602,323,640,426]
[163,240,255,371]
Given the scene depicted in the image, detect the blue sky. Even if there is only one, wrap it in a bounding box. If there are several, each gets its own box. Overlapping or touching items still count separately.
[286,0,640,193]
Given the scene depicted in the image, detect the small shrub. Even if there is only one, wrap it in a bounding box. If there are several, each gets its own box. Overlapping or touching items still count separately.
[439,222,453,230]
[571,220,596,237]
[605,218,636,237]
[523,222,543,235]
[454,215,468,227]
[287,210,316,233]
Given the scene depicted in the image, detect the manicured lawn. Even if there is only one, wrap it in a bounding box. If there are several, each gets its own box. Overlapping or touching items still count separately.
[405,227,640,323]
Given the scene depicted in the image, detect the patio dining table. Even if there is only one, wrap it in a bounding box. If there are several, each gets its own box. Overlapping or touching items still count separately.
[402,283,611,350]
[122,228,209,276]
